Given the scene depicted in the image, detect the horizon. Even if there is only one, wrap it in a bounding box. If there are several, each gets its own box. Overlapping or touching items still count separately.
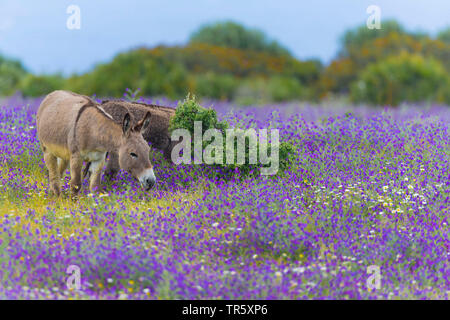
[0,0,449,75]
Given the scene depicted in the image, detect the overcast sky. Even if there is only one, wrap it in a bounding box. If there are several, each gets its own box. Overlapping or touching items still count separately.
[0,0,449,75]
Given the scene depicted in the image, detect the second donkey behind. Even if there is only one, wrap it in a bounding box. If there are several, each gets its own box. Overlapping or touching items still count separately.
[98,100,177,178]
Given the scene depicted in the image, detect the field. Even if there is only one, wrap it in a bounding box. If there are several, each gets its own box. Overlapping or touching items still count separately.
[0,96,449,299]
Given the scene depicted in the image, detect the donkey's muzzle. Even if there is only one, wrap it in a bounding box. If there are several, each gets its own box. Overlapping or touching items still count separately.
[139,168,156,191]
[145,177,156,190]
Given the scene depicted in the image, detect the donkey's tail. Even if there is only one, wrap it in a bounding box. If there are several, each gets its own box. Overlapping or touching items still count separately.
[83,162,91,178]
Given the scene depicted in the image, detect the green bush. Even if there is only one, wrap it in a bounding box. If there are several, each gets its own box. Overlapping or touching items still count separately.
[19,74,65,97]
[350,53,450,106]
[169,94,295,177]
[169,94,228,134]
[278,141,297,173]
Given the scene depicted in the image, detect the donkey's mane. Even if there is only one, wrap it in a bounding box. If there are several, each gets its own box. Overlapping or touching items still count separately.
[101,99,175,114]
[95,105,115,122]
[73,99,130,144]
[65,91,126,125]
[84,102,128,125]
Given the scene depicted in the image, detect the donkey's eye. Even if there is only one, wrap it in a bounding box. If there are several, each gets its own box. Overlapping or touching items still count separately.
[130,152,138,158]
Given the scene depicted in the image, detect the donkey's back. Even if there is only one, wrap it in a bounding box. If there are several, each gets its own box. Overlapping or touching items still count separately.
[37,90,94,158]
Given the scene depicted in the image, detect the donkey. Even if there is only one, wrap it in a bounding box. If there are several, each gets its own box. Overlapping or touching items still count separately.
[36,90,156,196]
[92,100,177,178]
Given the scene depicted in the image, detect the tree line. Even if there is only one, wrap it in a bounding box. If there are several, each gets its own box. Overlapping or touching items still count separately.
[1,20,450,106]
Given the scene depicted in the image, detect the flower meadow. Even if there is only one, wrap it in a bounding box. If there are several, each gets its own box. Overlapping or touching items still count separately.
[0,95,449,299]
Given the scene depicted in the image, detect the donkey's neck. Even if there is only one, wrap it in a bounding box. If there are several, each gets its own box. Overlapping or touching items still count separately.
[81,107,123,152]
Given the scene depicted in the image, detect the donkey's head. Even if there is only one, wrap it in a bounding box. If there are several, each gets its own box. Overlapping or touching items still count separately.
[118,112,156,190]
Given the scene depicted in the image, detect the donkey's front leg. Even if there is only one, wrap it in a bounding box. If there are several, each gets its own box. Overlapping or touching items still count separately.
[44,152,61,196]
[57,158,69,178]
[70,152,83,197]
[89,158,106,192]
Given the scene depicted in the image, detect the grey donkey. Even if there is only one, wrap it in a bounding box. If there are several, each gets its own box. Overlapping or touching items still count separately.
[37,90,156,196]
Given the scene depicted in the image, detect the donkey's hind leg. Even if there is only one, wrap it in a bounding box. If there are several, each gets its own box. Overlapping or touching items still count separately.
[44,152,61,196]
[89,158,106,193]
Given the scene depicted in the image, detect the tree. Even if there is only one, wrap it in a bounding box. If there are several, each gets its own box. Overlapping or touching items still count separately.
[321,23,450,96]
[340,20,405,56]
[19,74,64,97]
[67,49,189,98]
[0,54,27,96]
[189,21,291,57]
[350,53,450,106]
[437,27,450,44]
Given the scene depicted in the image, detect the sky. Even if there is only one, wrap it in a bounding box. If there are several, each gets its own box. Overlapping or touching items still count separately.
[0,0,449,75]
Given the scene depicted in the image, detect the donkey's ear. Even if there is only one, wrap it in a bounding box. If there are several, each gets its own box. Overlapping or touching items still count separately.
[135,111,152,133]
[122,113,131,137]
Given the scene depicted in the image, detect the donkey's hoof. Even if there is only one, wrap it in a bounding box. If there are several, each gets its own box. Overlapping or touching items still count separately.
[50,184,61,197]
[70,185,81,195]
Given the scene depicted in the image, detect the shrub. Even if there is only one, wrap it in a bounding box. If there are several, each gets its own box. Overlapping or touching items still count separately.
[169,94,228,139]
[350,53,450,106]
[169,94,295,177]
[278,141,297,173]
